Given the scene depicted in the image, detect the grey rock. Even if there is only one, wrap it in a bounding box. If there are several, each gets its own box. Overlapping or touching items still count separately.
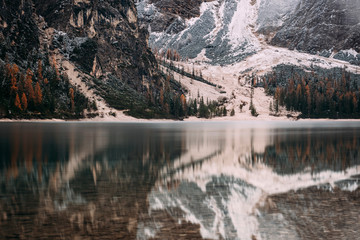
[270,0,360,58]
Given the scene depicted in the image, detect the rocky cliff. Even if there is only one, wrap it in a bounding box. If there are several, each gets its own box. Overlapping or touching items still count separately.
[138,0,261,65]
[0,0,171,119]
[270,0,360,64]
[137,0,360,66]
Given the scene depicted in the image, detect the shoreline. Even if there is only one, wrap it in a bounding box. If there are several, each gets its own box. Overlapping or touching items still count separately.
[1,115,360,123]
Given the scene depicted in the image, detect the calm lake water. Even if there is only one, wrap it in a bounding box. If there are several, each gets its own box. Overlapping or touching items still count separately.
[0,121,360,239]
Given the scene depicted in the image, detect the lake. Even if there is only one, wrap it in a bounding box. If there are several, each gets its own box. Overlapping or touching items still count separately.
[0,121,359,239]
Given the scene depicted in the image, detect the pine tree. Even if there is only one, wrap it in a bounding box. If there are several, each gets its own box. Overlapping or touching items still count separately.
[37,59,43,83]
[249,87,254,110]
[69,88,75,112]
[305,85,311,117]
[275,99,279,113]
[14,92,22,110]
[193,99,198,114]
[251,104,259,117]
[34,82,42,105]
[222,107,227,116]
[10,64,19,93]
[199,97,209,118]
[159,89,164,108]
[25,69,35,102]
[51,56,60,80]
[21,93,28,110]
[180,94,187,113]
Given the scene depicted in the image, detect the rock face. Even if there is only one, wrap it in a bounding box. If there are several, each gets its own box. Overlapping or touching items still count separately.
[270,0,360,54]
[256,0,300,34]
[0,0,165,116]
[138,0,360,65]
[139,0,206,33]
[37,0,158,87]
[138,0,261,65]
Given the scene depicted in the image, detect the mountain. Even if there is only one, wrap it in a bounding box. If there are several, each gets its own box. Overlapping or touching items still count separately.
[138,0,262,65]
[0,0,178,119]
[136,0,360,119]
[271,0,360,64]
[2,0,360,120]
[137,0,360,66]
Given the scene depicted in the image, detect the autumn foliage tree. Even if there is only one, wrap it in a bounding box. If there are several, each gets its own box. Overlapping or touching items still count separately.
[165,49,181,61]
[34,82,42,105]
[21,93,28,110]
[264,66,360,118]
[69,88,75,112]
[0,56,90,119]
[14,93,22,110]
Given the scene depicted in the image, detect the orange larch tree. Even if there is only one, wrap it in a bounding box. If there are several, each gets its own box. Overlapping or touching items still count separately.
[14,92,22,110]
[69,88,75,111]
[51,56,60,80]
[180,94,186,111]
[21,93,28,110]
[34,82,42,105]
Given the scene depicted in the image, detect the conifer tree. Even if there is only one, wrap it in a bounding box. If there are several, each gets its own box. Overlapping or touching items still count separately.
[69,88,75,112]
[222,106,227,116]
[25,69,35,102]
[14,92,22,110]
[21,93,28,110]
[37,60,43,83]
[34,82,42,105]
[10,64,19,93]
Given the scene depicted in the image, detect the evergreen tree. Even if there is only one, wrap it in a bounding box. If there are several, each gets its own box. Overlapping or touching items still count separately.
[14,92,22,110]
[222,107,227,116]
[34,82,42,105]
[21,93,28,110]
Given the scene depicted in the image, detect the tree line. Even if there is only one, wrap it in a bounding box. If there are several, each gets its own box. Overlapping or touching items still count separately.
[0,57,92,119]
[152,74,228,119]
[262,67,360,118]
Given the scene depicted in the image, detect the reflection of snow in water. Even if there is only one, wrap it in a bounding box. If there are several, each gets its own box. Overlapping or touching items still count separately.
[142,123,360,240]
[148,177,263,240]
[146,161,360,239]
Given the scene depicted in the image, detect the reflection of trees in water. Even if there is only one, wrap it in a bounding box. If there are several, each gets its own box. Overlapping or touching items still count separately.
[262,128,360,175]
[0,123,188,239]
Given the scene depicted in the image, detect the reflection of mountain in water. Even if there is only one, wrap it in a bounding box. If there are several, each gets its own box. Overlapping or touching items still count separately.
[0,123,189,239]
[0,122,360,239]
[146,123,360,239]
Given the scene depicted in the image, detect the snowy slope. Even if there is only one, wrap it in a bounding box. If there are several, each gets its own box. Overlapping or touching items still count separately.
[137,0,302,64]
[139,0,360,120]
[138,0,360,67]
[138,0,264,64]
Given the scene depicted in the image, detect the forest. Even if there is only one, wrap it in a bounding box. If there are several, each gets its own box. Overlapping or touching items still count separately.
[0,57,92,119]
[262,65,360,119]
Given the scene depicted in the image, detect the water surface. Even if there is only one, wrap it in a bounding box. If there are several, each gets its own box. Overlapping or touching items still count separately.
[0,121,359,239]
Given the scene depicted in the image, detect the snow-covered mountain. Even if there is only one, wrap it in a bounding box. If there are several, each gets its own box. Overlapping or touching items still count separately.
[137,0,360,66]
